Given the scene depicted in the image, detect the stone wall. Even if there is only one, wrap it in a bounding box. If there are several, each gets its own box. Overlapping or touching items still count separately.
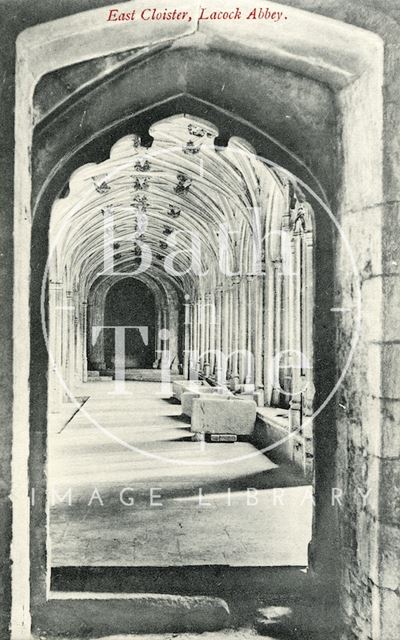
[320,4,400,639]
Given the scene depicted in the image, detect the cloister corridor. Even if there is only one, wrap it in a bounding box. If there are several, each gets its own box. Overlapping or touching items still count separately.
[3,3,399,639]
[43,110,318,600]
[49,380,312,569]
[34,107,328,637]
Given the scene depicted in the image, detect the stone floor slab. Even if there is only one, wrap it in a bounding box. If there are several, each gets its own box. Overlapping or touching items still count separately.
[49,381,311,567]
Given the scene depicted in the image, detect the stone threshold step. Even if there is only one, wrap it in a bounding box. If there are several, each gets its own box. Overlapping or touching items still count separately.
[34,593,230,637]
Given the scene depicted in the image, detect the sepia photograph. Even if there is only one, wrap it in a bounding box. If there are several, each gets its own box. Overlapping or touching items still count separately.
[0,1,399,639]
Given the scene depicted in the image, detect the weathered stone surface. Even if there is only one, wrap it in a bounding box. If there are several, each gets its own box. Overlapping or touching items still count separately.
[34,594,230,636]
[181,391,201,417]
[44,629,260,640]
[341,207,383,278]
[381,343,400,399]
[241,390,265,407]
[182,389,231,417]
[382,272,400,342]
[371,583,400,640]
[366,397,400,458]
[362,276,383,343]
[181,386,231,417]
[173,380,204,401]
[191,397,256,435]
[383,100,400,202]
[255,605,293,634]
[368,456,400,526]
[382,202,400,272]
[255,602,340,637]
[337,71,382,213]
[173,380,188,400]
[370,521,400,591]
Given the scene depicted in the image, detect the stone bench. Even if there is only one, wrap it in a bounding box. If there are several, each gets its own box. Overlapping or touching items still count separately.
[191,396,257,436]
[181,388,231,418]
[241,389,265,407]
[172,380,205,401]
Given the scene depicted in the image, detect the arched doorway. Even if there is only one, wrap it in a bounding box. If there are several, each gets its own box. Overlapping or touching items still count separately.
[102,278,156,370]
[10,3,382,636]
[44,115,317,589]
[38,107,331,639]
[47,114,316,469]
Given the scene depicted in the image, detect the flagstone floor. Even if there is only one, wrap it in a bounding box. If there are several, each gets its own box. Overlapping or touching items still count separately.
[49,381,312,567]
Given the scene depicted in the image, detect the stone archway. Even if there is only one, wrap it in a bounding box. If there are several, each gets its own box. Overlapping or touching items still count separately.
[46,113,317,466]
[103,278,156,369]
[12,3,386,638]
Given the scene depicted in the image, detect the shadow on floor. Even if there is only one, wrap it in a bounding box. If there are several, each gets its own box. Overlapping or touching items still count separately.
[50,566,340,638]
[51,565,316,626]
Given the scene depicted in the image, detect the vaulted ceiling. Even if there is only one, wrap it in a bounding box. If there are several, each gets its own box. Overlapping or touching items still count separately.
[50,114,289,299]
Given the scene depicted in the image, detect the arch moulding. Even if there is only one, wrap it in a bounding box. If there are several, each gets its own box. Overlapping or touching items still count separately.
[12,0,384,637]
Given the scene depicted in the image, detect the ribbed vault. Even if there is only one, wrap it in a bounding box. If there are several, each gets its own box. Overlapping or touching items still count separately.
[49,113,298,299]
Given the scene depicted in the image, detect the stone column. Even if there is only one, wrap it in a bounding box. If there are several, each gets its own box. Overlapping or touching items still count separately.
[214,287,223,383]
[74,292,81,383]
[221,287,229,384]
[264,266,274,405]
[226,286,232,378]
[239,276,247,384]
[65,290,75,393]
[153,305,162,368]
[289,229,303,467]
[255,275,264,399]
[246,274,255,387]
[168,302,179,374]
[199,295,206,369]
[271,263,282,406]
[48,281,64,412]
[191,299,199,377]
[183,300,191,378]
[81,301,88,383]
[281,267,291,404]
[230,277,240,390]
[281,202,292,404]
[203,292,211,375]
[89,294,106,371]
[208,292,216,376]
[86,301,92,370]
[160,307,169,369]
[302,228,315,472]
